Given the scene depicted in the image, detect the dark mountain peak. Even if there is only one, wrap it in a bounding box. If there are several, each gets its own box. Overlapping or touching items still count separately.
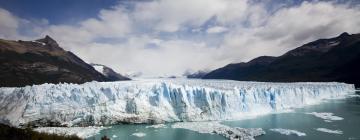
[339,32,350,38]
[36,35,61,49]
[284,33,353,57]
[36,35,56,44]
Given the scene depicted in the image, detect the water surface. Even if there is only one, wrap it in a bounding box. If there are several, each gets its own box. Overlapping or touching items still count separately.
[89,92,360,140]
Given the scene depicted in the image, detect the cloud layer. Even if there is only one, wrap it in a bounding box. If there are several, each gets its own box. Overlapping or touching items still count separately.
[0,0,360,77]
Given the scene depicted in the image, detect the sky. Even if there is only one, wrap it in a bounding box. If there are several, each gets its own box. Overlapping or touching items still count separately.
[0,0,360,77]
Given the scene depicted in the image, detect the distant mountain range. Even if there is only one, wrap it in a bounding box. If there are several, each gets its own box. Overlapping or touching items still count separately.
[90,63,130,81]
[183,70,209,79]
[0,35,129,87]
[203,32,360,87]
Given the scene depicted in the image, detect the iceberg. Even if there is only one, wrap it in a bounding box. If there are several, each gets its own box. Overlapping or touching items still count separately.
[0,79,355,127]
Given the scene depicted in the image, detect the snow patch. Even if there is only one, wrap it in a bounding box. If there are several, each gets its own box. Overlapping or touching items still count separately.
[269,128,306,136]
[316,128,343,134]
[172,122,265,140]
[32,41,46,46]
[92,65,104,74]
[132,132,146,137]
[328,41,340,47]
[306,112,344,122]
[34,126,108,139]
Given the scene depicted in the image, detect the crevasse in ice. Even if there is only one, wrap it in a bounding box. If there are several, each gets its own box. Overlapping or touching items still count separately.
[0,79,355,127]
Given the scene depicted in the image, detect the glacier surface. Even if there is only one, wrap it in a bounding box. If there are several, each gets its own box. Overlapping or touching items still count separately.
[0,79,355,127]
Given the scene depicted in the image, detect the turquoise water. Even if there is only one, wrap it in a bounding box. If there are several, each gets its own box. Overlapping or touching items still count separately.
[89,92,360,140]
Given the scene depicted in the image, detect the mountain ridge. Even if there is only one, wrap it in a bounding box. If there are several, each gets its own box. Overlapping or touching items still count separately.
[0,36,116,87]
[203,32,360,87]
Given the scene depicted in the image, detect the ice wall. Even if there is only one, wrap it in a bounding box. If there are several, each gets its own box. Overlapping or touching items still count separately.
[0,79,355,127]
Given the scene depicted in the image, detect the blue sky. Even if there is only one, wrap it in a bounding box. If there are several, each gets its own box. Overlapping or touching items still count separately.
[0,0,119,24]
[0,0,359,77]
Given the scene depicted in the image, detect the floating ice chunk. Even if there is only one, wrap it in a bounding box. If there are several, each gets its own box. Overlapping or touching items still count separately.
[112,135,117,138]
[269,128,306,136]
[347,94,360,98]
[306,112,343,122]
[172,122,265,140]
[316,128,343,134]
[34,126,108,139]
[146,124,167,129]
[132,132,146,137]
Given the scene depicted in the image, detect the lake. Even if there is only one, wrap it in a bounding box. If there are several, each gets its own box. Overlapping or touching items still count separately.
[89,91,360,140]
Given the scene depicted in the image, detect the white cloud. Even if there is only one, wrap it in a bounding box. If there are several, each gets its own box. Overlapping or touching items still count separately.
[0,8,19,39]
[207,26,228,33]
[81,6,131,38]
[133,0,248,32]
[218,1,360,62]
[1,1,360,77]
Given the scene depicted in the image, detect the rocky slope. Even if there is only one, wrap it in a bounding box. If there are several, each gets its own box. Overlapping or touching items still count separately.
[204,32,360,87]
[0,36,109,87]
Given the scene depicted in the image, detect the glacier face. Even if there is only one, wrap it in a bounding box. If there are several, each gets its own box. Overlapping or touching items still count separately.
[0,79,355,127]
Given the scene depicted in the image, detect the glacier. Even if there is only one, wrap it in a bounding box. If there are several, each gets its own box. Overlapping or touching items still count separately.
[0,79,355,127]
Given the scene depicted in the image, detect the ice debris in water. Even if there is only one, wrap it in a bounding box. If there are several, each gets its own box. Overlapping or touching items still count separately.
[269,128,306,136]
[34,126,108,139]
[172,121,265,140]
[316,128,343,134]
[0,79,354,127]
[306,112,344,122]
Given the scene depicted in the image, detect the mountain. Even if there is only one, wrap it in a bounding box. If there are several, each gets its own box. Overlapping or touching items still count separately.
[183,70,210,79]
[0,35,110,87]
[203,32,360,87]
[124,71,143,78]
[90,63,130,81]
